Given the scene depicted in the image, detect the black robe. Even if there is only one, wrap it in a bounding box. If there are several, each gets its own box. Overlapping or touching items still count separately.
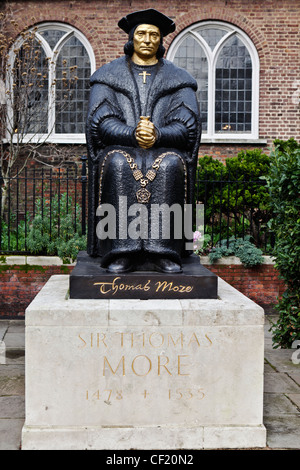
[86,56,201,266]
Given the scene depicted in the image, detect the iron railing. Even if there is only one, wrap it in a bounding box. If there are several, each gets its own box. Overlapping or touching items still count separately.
[0,159,273,255]
[195,167,274,251]
[0,156,87,254]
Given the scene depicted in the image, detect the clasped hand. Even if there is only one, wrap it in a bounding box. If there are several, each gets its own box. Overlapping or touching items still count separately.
[135,116,157,149]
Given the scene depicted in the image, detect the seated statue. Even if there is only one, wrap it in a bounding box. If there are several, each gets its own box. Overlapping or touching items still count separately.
[86,9,201,274]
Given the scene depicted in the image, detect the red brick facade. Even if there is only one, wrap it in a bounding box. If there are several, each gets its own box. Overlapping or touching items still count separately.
[0,265,73,318]
[207,262,285,311]
[0,261,285,318]
[3,0,300,159]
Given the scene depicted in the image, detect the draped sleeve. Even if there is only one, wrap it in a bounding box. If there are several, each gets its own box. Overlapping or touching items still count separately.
[155,101,198,152]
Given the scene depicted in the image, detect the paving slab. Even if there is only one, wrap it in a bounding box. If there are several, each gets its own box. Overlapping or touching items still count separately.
[0,323,9,342]
[4,321,25,332]
[0,396,25,419]
[286,394,300,409]
[288,372,300,387]
[0,375,25,396]
[264,372,300,394]
[4,350,25,365]
[0,419,24,450]
[0,365,25,378]
[265,349,300,373]
[263,393,300,415]
[4,333,25,350]
[264,362,275,373]
[4,322,25,349]
[264,416,300,449]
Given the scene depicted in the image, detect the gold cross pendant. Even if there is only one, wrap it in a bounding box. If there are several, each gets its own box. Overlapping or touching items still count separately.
[139,71,151,84]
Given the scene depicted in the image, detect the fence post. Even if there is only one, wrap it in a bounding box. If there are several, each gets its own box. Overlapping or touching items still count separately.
[81,155,87,236]
[0,168,2,250]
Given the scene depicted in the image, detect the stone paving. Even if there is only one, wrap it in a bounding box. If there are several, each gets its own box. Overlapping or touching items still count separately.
[0,317,299,450]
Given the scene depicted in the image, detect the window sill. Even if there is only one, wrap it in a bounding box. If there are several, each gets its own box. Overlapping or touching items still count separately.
[200,137,268,145]
[4,135,268,146]
[3,135,87,145]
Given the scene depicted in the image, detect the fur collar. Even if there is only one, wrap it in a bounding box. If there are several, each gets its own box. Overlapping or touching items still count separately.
[90,56,197,95]
[90,56,197,120]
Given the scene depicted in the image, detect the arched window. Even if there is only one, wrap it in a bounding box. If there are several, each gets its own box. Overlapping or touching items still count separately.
[167,21,260,142]
[7,23,95,143]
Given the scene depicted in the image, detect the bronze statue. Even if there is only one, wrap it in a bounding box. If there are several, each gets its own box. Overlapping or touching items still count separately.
[86,9,201,274]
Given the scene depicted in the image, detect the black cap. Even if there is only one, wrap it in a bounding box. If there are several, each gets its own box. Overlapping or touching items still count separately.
[118,9,176,37]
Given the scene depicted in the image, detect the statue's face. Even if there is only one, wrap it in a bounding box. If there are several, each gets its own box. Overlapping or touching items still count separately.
[133,24,161,61]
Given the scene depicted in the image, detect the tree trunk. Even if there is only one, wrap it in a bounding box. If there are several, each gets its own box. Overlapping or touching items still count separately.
[0,181,8,220]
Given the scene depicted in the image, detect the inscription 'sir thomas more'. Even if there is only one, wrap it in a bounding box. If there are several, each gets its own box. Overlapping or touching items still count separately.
[77,330,212,403]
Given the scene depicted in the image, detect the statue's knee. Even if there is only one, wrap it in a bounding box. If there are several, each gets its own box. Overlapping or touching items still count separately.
[160,153,185,172]
[104,150,129,171]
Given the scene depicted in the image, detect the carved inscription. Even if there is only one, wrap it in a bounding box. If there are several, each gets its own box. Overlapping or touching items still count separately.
[93,277,193,295]
[85,388,205,402]
[77,330,212,402]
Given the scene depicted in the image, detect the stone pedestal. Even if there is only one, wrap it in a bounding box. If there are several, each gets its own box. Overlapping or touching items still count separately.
[69,252,218,299]
[21,275,266,450]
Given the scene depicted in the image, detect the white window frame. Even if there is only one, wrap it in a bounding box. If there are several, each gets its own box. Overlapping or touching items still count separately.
[6,22,96,144]
[167,21,263,143]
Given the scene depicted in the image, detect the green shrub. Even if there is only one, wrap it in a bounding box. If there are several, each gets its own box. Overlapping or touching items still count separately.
[196,149,271,250]
[226,148,270,178]
[208,236,264,267]
[0,215,28,252]
[26,193,87,262]
[266,139,300,348]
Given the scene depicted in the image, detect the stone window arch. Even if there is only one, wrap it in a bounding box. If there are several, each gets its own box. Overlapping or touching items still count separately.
[7,22,95,144]
[167,21,260,143]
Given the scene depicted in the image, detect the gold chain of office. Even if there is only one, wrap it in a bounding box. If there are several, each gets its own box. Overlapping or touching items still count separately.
[99,149,187,204]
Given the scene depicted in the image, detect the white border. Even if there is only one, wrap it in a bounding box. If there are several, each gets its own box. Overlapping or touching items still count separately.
[167,21,260,143]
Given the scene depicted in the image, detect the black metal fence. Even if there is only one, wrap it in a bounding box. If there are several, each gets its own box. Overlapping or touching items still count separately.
[0,156,88,254]
[0,158,273,255]
[195,167,274,252]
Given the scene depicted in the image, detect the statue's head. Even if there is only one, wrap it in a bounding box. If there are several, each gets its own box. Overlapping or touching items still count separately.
[118,9,175,60]
[124,23,164,60]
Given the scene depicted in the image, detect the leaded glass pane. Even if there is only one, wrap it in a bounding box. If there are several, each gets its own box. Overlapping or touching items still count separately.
[215,35,252,133]
[196,28,227,50]
[14,38,49,134]
[173,36,208,131]
[39,29,65,50]
[55,35,90,133]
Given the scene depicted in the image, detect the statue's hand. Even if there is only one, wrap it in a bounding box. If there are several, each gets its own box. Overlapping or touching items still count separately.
[135,116,157,149]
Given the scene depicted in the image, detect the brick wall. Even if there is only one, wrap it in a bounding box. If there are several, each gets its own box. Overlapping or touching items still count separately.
[0,259,285,318]
[3,0,300,158]
[206,262,285,311]
[198,143,267,163]
[0,264,73,318]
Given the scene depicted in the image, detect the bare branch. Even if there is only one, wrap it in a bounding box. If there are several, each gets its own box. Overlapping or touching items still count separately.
[0,3,80,216]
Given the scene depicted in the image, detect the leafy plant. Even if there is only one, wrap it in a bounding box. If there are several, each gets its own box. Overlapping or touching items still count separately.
[0,214,28,252]
[26,193,86,262]
[226,148,270,179]
[265,139,300,348]
[196,149,271,250]
[208,236,264,267]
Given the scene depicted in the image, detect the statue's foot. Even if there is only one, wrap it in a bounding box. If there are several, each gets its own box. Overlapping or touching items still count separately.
[106,256,133,273]
[153,257,182,274]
